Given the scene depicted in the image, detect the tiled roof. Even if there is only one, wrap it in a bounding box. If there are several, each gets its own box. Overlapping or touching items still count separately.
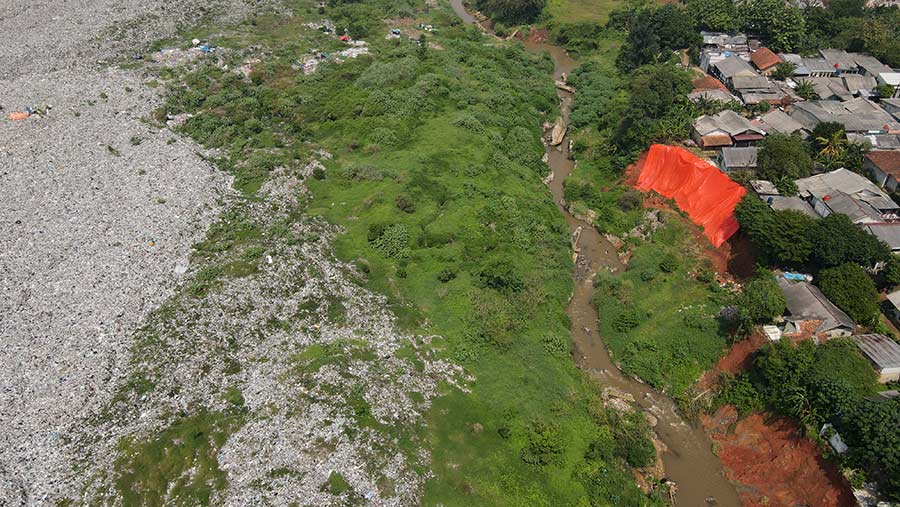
[751,47,781,70]
[865,151,900,178]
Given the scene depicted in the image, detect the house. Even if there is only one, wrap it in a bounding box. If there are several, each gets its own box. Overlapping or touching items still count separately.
[709,56,759,88]
[862,223,900,252]
[691,110,766,149]
[795,168,900,223]
[853,54,892,77]
[885,290,900,325]
[854,334,900,383]
[688,89,740,104]
[731,75,783,104]
[750,47,782,74]
[847,132,900,150]
[758,109,808,137]
[883,98,900,119]
[790,98,900,134]
[865,151,900,192]
[776,276,856,340]
[802,57,839,77]
[878,73,900,98]
[769,196,819,217]
[717,147,758,172]
[802,77,853,101]
[820,49,861,75]
[780,53,811,77]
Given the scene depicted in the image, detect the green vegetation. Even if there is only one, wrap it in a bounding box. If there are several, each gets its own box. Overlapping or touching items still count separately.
[756,133,813,182]
[614,4,700,71]
[146,1,663,505]
[717,339,900,501]
[113,409,246,506]
[735,195,891,270]
[475,0,546,24]
[732,272,786,331]
[817,263,880,325]
[593,220,729,397]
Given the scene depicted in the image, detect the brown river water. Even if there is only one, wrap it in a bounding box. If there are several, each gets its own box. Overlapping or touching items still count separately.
[449,1,743,505]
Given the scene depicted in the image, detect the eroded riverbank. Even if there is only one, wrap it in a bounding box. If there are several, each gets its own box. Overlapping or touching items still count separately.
[448,1,742,504]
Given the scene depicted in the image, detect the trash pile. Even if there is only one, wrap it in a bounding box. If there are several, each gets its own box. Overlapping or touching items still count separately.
[293,23,370,75]
[151,39,217,66]
[5,105,50,121]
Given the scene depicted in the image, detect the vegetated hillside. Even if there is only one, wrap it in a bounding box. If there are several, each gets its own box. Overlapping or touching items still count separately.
[75,0,666,505]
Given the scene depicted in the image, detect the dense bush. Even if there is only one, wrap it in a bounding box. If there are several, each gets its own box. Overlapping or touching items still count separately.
[757,133,813,182]
[816,263,880,325]
[475,0,546,24]
[475,256,524,293]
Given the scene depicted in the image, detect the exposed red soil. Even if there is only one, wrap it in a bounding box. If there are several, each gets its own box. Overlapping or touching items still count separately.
[525,28,549,43]
[697,332,768,391]
[702,406,856,507]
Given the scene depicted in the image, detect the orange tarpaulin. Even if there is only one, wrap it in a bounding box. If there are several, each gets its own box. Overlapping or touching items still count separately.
[635,144,745,247]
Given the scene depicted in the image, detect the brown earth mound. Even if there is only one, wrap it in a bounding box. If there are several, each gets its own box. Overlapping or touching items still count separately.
[702,406,856,507]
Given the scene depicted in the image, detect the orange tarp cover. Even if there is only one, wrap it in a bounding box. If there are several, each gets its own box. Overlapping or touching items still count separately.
[636,144,745,247]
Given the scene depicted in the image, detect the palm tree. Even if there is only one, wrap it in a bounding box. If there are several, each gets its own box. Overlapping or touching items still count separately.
[816,129,847,158]
[794,79,818,101]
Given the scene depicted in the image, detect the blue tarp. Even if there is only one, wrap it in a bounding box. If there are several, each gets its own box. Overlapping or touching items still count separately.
[783,272,806,281]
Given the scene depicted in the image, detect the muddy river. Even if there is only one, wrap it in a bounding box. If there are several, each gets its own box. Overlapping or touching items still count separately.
[449,1,743,505]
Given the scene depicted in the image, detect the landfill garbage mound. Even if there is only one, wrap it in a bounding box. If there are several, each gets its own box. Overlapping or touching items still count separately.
[634,144,746,247]
[1,0,457,505]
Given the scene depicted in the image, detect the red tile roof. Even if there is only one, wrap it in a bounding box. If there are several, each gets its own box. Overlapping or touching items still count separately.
[692,75,728,91]
[751,48,782,71]
[866,151,900,178]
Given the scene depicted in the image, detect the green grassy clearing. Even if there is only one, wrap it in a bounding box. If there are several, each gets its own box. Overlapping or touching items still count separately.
[545,0,623,25]
[593,219,729,397]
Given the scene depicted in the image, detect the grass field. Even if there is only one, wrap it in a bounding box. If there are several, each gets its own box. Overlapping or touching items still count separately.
[106,0,667,505]
[593,219,730,398]
[545,0,623,24]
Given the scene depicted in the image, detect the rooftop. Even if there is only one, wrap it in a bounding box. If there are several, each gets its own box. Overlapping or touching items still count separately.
[769,195,819,217]
[795,168,899,213]
[759,109,807,135]
[865,151,900,177]
[714,56,759,78]
[854,334,900,371]
[863,223,900,250]
[693,109,765,137]
[719,147,758,169]
[777,276,856,334]
[751,47,781,70]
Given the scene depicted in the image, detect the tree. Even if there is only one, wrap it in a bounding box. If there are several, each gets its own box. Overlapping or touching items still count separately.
[770,61,796,81]
[817,263,880,325]
[837,399,900,501]
[738,0,807,52]
[794,80,819,101]
[884,257,900,287]
[616,4,700,71]
[877,84,896,100]
[734,195,816,266]
[809,213,891,269]
[685,0,738,32]
[738,274,787,324]
[614,64,693,154]
[757,133,814,181]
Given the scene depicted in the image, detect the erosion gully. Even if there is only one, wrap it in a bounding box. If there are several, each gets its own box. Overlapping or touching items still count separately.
[449,1,742,505]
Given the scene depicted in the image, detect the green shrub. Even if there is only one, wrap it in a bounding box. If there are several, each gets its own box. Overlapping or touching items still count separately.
[370,224,411,259]
[521,418,564,466]
[475,256,524,292]
[395,194,417,213]
[658,253,678,273]
[613,307,641,332]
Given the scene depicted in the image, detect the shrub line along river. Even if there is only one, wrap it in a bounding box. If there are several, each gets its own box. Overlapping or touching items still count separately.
[448,1,743,505]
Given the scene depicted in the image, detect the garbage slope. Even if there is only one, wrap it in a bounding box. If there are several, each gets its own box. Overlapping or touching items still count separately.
[635,144,745,247]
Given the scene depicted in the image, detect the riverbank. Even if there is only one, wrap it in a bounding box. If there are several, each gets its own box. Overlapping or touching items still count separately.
[447,1,743,504]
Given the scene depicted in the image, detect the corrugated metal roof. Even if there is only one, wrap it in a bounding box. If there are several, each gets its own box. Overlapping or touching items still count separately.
[863,223,900,249]
[769,196,819,217]
[854,334,900,370]
[720,147,758,170]
[714,56,758,78]
[760,109,807,135]
[777,277,856,333]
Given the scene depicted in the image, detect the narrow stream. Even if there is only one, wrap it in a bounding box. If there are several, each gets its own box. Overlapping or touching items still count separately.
[449,2,743,505]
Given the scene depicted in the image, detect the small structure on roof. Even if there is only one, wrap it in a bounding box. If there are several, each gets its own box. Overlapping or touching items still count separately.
[876,73,900,98]
[847,132,900,150]
[854,334,900,383]
[882,98,900,118]
[691,110,766,149]
[750,47,782,74]
[865,151,900,192]
[717,146,758,173]
[776,275,856,341]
